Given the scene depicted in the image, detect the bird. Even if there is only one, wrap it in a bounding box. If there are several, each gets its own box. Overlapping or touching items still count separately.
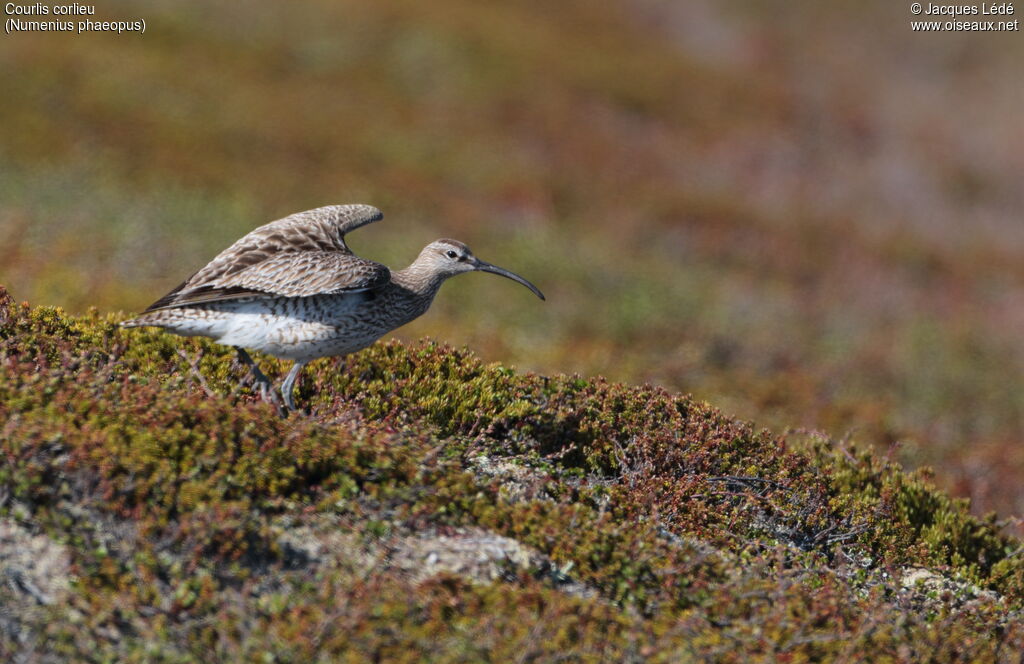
[122,204,545,411]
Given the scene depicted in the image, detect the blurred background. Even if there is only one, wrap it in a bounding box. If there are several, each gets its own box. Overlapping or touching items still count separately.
[2,1,1023,531]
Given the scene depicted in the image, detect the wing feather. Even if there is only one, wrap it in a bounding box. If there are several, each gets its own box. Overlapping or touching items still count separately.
[143,204,387,312]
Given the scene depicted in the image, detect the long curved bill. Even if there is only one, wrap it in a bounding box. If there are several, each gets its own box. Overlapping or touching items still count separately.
[475,260,546,300]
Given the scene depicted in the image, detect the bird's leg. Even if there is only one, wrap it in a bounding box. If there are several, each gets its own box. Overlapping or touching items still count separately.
[176,348,216,398]
[234,347,274,403]
[281,361,307,413]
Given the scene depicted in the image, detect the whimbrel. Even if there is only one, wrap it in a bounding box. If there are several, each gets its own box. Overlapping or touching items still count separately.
[122,205,544,411]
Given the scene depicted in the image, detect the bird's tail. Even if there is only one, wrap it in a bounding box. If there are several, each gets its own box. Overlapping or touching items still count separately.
[120,311,178,329]
[120,316,152,329]
[119,307,230,341]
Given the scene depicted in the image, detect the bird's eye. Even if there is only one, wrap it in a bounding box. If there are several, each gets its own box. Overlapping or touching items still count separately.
[446,250,458,259]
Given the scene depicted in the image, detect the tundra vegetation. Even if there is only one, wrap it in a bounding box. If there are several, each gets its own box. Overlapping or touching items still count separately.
[3,1,1024,532]
[2,287,1022,661]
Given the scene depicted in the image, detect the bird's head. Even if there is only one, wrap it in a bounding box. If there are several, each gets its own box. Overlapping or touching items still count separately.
[418,239,545,300]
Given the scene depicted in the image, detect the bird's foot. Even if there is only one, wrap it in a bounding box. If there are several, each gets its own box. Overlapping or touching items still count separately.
[281,390,298,413]
[176,348,216,398]
[234,347,285,413]
[280,362,307,415]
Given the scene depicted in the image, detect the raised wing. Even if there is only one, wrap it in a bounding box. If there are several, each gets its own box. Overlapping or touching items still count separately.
[143,204,387,311]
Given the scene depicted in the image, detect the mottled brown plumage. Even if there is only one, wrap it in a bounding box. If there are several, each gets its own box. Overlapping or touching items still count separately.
[143,205,389,310]
[123,205,544,411]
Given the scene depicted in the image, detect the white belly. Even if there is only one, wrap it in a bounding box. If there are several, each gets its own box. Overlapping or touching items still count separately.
[142,294,395,362]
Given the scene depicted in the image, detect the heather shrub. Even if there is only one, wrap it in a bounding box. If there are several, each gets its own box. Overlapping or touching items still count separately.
[2,285,1022,661]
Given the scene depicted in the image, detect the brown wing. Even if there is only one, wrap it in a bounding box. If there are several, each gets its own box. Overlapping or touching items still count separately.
[143,204,387,311]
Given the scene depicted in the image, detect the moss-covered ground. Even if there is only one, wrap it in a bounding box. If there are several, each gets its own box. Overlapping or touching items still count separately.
[2,285,1022,662]
[5,0,1024,532]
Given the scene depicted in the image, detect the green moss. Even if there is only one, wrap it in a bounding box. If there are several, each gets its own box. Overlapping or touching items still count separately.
[1,286,1022,659]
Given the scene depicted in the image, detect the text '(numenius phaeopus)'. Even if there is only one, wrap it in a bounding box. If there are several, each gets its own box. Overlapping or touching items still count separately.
[4,3,145,34]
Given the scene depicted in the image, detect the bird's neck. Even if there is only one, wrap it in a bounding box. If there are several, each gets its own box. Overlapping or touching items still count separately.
[392,259,447,302]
